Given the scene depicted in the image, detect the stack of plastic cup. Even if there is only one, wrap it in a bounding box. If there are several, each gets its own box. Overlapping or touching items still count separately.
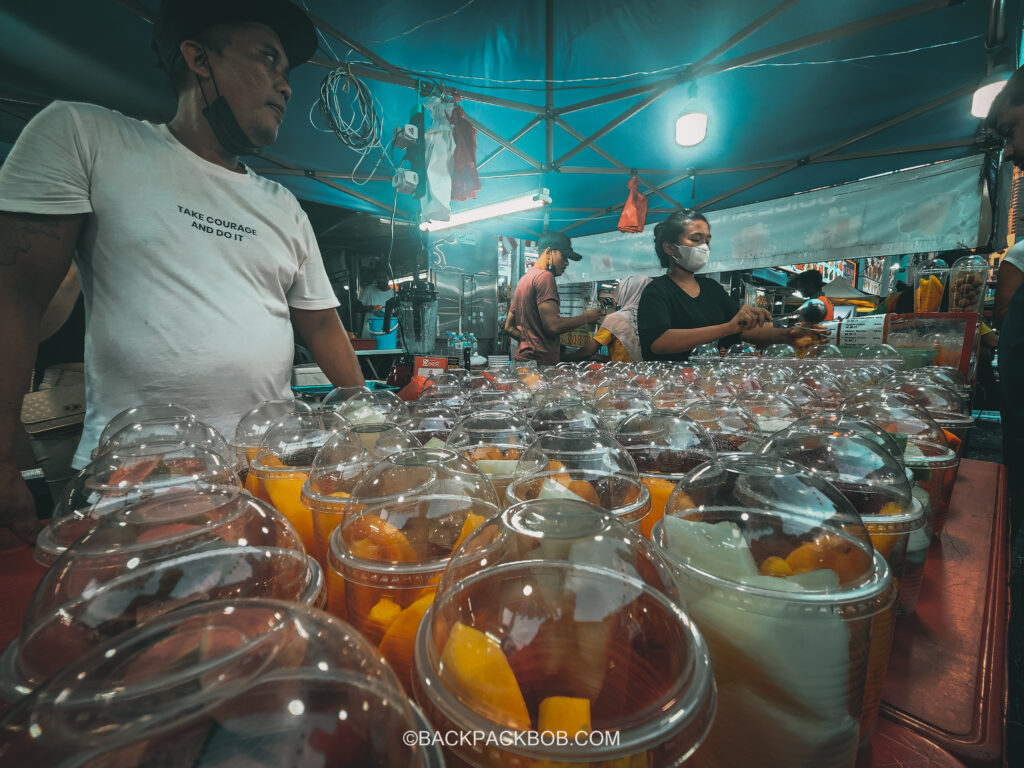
[328,449,500,691]
[507,429,651,530]
[446,411,537,506]
[248,410,351,553]
[413,497,716,768]
[614,410,717,538]
[0,599,443,767]
[653,455,894,767]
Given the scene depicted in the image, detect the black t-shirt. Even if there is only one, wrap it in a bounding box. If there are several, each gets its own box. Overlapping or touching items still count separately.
[637,274,740,361]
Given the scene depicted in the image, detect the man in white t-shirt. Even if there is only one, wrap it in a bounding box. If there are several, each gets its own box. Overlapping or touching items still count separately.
[0,0,364,539]
[354,267,395,338]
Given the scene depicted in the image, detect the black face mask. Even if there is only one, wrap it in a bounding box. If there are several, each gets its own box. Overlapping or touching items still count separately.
[197,57,260,158]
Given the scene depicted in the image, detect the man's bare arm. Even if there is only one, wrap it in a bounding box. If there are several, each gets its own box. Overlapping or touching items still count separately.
[0,212,83,538]
[290,307,365,387]
[537,300,602,336]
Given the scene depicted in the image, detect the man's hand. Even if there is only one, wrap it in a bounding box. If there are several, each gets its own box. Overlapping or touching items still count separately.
[0,462,42,544]
[582,307,604,324]
[728,305,770,333]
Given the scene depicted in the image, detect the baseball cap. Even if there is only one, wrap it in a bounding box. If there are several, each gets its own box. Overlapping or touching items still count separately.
[537,231,583,261]
[153,0,318,72]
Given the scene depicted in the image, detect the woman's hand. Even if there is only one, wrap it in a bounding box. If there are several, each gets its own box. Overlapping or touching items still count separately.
[728,305,771,333]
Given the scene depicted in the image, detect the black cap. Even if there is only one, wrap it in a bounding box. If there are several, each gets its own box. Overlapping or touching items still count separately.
[537,231,583,261]
[153,0,318,72]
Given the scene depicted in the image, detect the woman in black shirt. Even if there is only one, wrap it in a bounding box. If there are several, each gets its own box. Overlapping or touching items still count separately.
[637,210,798,361]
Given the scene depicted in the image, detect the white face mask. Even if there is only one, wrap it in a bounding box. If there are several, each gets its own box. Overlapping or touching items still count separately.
[672,243,710,273]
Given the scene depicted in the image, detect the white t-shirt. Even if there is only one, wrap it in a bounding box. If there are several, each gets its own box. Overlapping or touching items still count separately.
[1003,241,1024,272]
[0,102,339,467]
[358,284,394,337]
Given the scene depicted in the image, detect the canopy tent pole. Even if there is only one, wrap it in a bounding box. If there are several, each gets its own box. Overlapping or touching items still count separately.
[553,0,801,166]
[545,0,554,171]
[556,0,966,116]
[555,117,686,215]
[478,116,542,170]
[695,81,978,210]
[462,115,543,169]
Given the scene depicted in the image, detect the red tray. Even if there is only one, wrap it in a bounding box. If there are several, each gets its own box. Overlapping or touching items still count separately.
[880,459,1009,767]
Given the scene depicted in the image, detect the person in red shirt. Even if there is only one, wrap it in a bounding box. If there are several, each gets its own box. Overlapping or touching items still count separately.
[505,232,603,364]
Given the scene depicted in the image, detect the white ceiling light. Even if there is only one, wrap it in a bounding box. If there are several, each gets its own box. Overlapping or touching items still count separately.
[675,82,708,147]
[420,190,551,232]
[971,69,1011,119]
[675,112,708,147]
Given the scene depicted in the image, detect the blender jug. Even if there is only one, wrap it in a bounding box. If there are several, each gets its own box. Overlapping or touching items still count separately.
[397,280,439,355]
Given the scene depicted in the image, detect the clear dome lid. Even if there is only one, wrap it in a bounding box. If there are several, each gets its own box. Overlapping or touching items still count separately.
[405,403,461,448]
[446,411,536,479]
[614,410,717,477]
[796,372,847,407]
[725,343,758,357]
[837,367,874,392]
[414,510,715,763]
[805,343,844,359]
[15,488,313,692]
[250,411,353,476]
[462,389,519,414]
[348,448,501,516]
[490,378,532,406]
[325,389,409,425]
[905,365,967,391]
[731,391,801,434]
[762,343,797,358]
[39,443,238,564]
[679,401,765,454]
[305,426,421,502]
[652,382,709,409]
[428,371,469,390]
[759,428,914,518]
[528,401,602,434]
[96,403,199,451]
[3,599,433,767]
[418,383,466,409]
[593,388,654,432]
[723,370,764,394]
[691,342,721,359]
[657,455,885,595]
[695,377,738,400]
[99,417,233,467]
[507,430,650,525]
[785,413,905,462]
[514,364,545,389]
[526,385,584,414]
[230,398,313,454]
[438,498,679,601]
[764,382,824,410]
[320,385,370,407]
[855,344,900,359]
[885,382,970,420]
[753,365,793,386]
[839,400,949,449]
[842,388,921,412]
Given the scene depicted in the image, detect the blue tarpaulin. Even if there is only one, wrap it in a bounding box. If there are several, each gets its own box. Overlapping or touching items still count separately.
[0,0,1019,238]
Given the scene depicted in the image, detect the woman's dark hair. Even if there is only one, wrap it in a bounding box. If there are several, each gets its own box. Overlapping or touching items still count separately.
[787,269,824,296]
[653,209,709,268]
[986,66,1024,128]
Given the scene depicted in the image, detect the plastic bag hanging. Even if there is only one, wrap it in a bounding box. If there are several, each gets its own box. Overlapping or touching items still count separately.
[617,175,648,233]
[449,103,481,201]
[421,96,455,223]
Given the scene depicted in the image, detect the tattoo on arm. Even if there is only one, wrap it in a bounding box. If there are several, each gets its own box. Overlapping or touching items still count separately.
[0,214,65,267]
